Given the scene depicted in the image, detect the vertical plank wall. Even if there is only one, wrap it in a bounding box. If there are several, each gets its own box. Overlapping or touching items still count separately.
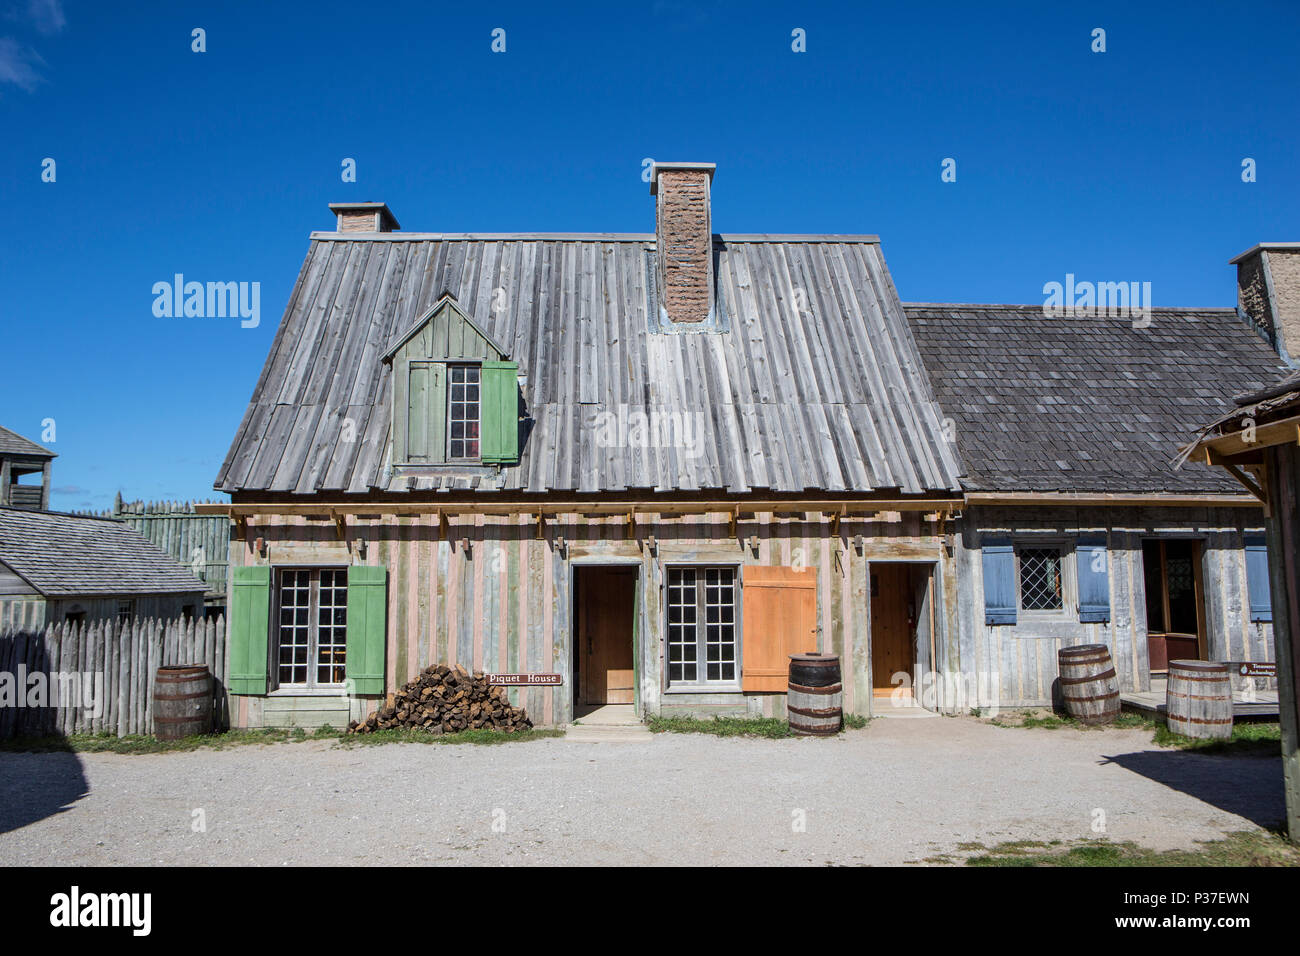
[229,510,952,725]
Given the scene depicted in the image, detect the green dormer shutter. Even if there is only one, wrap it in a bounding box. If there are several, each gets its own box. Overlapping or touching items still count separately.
[480,361,520,465]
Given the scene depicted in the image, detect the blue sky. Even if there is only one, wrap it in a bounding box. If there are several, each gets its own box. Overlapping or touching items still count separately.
[1,0,1297,510]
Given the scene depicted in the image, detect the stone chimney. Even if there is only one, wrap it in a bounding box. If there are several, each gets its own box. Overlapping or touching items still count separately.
[1232,243,1300,365]
[329,201,400,234]
[651,162,716,324]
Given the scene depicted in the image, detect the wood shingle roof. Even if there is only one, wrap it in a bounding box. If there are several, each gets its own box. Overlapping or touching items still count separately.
[0,425,55,459]
[904,303,1289,494]
[0,508,206,597]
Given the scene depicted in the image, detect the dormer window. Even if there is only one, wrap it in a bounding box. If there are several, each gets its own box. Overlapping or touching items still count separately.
[383,293,519,468]
[447,364,481,460]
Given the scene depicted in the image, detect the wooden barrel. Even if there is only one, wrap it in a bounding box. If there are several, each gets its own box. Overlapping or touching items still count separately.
[153,664,213,740]
[1057,644,1120,724]
[787,653,842,736]
[1166,660,1233,739]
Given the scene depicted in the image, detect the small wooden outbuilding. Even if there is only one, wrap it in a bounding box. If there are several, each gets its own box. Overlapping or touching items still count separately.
[0,507,206,630]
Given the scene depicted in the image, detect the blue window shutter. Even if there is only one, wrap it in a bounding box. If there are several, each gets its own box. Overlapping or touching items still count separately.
[1245,536,1272,623]
[982,541,1017,625]
[1076,537,1111,623]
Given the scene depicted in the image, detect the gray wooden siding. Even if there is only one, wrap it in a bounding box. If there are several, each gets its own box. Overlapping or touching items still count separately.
[954,505,1276,709]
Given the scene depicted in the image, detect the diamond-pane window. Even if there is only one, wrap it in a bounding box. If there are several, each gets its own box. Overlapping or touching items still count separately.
[1019,548,1063,611]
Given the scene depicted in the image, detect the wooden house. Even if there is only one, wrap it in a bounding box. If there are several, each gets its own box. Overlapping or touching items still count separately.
[905,285,1289,710]
[0,507,206,631]
[206,165,966,729]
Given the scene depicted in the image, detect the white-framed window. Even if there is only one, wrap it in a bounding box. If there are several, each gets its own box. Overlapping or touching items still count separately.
[666,566,738,686]
[447,363,481,460]
[275,568,348,688]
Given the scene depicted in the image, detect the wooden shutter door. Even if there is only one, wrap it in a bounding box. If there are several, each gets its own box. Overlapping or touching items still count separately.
[981,541,1017,625]
[480,361,519,464]
[229,565,271,695]
[346,565,387,695]
[1245,536,1273,622]
[742,566,817,692]
[1076,537,1112,623]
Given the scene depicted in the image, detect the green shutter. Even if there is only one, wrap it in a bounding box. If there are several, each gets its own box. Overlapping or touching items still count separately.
[229,565,270,695]
[346,565,387,695]
[408,363,430,461]
[480,360,520,464]
[403,361,446,464]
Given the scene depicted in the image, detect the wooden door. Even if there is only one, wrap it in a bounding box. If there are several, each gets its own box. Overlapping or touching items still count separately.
[1143,540,1205,670]
[578,567,636,705]
[871,564,913,693]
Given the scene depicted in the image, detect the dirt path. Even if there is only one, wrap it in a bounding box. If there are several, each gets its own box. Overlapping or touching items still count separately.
[0,717,1283,865]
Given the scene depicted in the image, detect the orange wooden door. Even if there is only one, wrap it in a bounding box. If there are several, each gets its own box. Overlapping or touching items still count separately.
[579,567,636,705]
[741,566,818,691]
[871,565,913,693]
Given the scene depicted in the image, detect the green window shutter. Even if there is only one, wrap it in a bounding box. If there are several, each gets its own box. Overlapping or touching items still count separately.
[480,360,520,465]
[229,565,271,695]
[345,565,387,695]
[405,361,446,464]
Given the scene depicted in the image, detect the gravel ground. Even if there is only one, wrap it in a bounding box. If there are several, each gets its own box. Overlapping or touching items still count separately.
[0,717,1284,866]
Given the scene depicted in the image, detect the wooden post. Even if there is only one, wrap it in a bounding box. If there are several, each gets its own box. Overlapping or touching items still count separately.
[1267,445,1300,840]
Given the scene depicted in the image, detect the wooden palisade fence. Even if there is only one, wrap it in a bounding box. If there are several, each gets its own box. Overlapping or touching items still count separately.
[0,615,228,738]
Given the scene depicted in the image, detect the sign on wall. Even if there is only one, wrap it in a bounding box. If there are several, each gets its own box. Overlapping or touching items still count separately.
[487,673,563,686]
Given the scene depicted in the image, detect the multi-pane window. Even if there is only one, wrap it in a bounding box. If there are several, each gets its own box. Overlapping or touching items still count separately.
[117,599,135,623]
[276,568,348,688]
[666,567,737,686]
[447,364,481,460]
[1019,548,1063,611]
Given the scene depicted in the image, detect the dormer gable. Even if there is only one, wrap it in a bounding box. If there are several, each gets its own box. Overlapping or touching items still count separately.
[382,293,519,467]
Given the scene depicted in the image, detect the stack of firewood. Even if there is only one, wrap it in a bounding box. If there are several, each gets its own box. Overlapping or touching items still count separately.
[347,664,533,734]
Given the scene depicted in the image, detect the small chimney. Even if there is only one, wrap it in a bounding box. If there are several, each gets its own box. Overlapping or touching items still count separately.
[329,201,400,234]
[1232,242,1300,365]
[651,162,716,324]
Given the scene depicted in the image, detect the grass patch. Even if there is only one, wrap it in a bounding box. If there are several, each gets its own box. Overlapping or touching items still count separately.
[647,714,869,738]
[336,727,563,747]
[0,726,344,755]
[0,724,562,754]
[989,708,1154,732]
[1153,720,1281,756]
[966,830,1299,867]
[647,715,793,738]
[989,708,1282,757]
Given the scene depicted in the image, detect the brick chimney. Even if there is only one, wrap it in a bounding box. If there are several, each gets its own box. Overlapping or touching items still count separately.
[1232,242,1300,365]
[651,162,716,324]
[329,201,400,234]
